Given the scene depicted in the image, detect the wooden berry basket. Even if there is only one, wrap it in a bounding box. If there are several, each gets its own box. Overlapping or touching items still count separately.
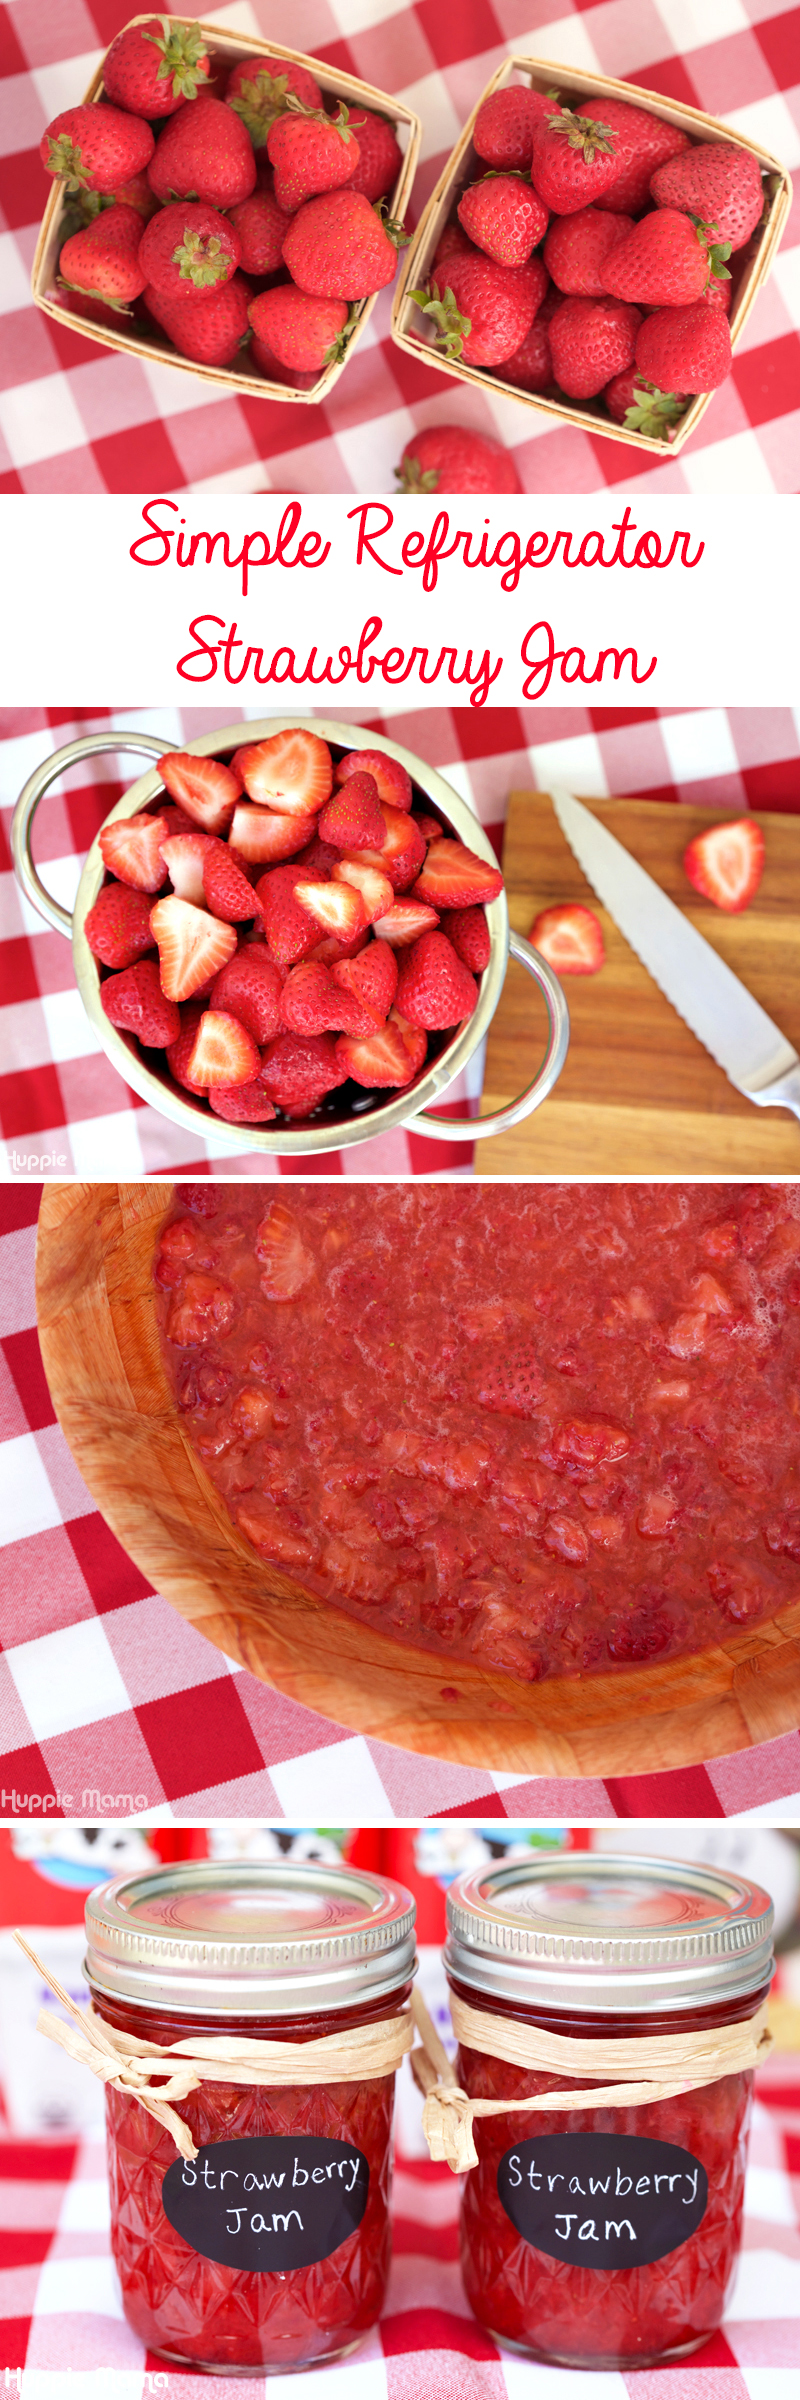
[36,1182,800,1783]
[30,14,421,407]
[391,54,792,457]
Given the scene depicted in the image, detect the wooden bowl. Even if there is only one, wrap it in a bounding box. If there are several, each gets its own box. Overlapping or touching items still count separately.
[36,1185,800,1782]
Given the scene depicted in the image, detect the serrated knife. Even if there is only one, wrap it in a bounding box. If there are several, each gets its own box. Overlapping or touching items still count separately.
[548,787,800,1122]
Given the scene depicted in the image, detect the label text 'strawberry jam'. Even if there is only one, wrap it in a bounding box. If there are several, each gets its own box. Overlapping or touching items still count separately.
[85,1861,415,2374]
[155,1182,800,1681]
[445,1853,773,2367]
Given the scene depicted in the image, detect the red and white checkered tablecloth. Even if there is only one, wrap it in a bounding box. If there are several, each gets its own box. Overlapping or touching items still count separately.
[3,703,800,1180]
[3,1180,800,1822]
[0,2,798,498]
[1,2050,798,2382]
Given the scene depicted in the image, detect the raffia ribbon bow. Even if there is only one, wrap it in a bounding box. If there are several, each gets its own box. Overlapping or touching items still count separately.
[408,1986,774,2174]
[14,1930,414,2162]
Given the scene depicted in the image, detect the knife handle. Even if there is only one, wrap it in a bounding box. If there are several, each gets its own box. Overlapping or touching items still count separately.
[746,1064,800,1122]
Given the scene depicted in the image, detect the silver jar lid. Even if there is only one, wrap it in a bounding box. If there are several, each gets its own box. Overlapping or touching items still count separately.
[85,1861,416,2017]
[445,1852,774,2014]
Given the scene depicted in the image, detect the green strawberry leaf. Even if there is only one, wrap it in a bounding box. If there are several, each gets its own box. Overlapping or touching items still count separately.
[324,303,361,366]
[549,106,616,163]
[47,134,90,191]
[410,283,471,358]
[58,275,133,314]
[142,18,209,102]
[375,200,410,250]
[622,381,687,438]
[172,227,231,288]
[394,459,440,492]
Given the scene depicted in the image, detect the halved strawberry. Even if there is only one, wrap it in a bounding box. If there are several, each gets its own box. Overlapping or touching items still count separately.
[158,753,240,834]
[259,1030,349,1112]
[99,813,170,893]
[254,865,323,969]
[319,773,385,852]
[150,895,237,1001]
[280,960,381,1039]
[440,904,491,972]
[255,1203,316,1299]
[176,1008,261,1089]
[529,903,605,974]
[395,930,478,1029]
[331,940,398,1019]
[237,728,333,815]
[331,858,394,923]
[390,1006,427,1078]
[311,926,370,965]
[294,881,368,940]
[372,898,440,947]
[683,818,765,914]
[160,831,213,905]
[166,1002,207,1091]
[100,958,179,1047]
[414,814,445,843]
[230,803,318,863]
[355,807,426,891]
[84,882,155,969]
[209,1081,277,1122]
[414,838,503,909]
[208,946,282,1043]
[202,839,257,923]
[334,747,413,811]
[335,1016,423,1089]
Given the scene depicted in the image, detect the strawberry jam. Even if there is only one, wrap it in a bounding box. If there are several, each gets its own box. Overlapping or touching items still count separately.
[445,1853,773,2367]
[84,1860,415,2373]
[155,1182,800,1681]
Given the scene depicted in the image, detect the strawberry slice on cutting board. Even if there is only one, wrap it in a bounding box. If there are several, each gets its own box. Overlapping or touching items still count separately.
[683,818,765,914]
[529,903,605,974]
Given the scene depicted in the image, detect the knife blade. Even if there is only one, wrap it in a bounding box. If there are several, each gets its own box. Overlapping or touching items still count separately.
[547,787,800,1109]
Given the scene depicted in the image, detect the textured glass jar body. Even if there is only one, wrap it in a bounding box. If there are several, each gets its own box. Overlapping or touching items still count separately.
[454,1980,766,2370]
[93,1986,404,2376]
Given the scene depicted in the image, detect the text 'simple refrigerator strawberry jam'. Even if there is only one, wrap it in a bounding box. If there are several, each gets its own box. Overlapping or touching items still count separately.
[84,1860,416,2372]
[445,1853,773,2367]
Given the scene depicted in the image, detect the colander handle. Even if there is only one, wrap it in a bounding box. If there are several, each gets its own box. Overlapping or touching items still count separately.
[11,732,175,936]
[402,929,570,1142]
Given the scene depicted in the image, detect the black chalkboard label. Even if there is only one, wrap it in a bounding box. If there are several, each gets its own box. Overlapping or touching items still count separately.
[162,2135,369,2272]
[498,2132,707,2269]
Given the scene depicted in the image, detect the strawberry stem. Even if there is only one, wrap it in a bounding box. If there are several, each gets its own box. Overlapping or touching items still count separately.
[141,19,209,102]
[410,283,471,358]
[58,275,132,314]
[46,134,90,190]
[376,200,410,249]
[547,105,616,162]
[324,302,361,366]
[228,71,292,145]
[171,227,231,287]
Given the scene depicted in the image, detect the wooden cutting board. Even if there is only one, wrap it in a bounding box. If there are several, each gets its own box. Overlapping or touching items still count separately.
[480,793,800,1177]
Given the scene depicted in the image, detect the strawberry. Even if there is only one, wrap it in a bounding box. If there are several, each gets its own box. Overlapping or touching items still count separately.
[395,930,478,1029]
[331,859,394,922]
[347,110,402,204]
[458,175,549,268]
[99,813,170,892]
[417,252,546,366]
[439,906,491,972]
[173,1008,261,1089]
[331,940,398,1019]
[650,143,764,252]
[230,803,317,864]
[395,424,522,494]
[229,187,293,275]
[150,895,237,1000]
[254,865,323,968]
[248,286,350,371]
[166,1002,207,1090]
[501,314,553,392]
[41,104,155,194]
[544,205,634,297]
[209,1081,276,1123]
[294,881,369,940]
[414,816,445,843]
[139,202,241,296]
[432,222,475,271]
[226,57,322,146]
[592,105,690,217]
[344,806,426,893]
[279,959,379,1038]
[84,882,155,969]
[335,1016,422,1089]
[148,96,257,208]
[334,749,412,812]
[604,211,728,307]
[102,19,211,118]
[59,202,146,308]
[531,106,621,214]
[604,369,687,436]
[238,729,332,814]
[529,903,604,973]
[413,839,503,910]
[635,302,732,391]
[683,818,765,914]
[250,339,319,390]
[700,272,732,314]
[98,171,159,221]
[549,294,640,398]
[159,754,239,835]
[473,85,554,172]
[319,773,385,850]
[159,830,213,904]
[255,1203,316,1297]
[292,834,339,879]
[202,840,256,924]
[101,957,180,1046]
[209,946,282,1043]
[311,929,370,966]
[474,1341,542,1417]
[259,1031,348,1112]
[282,190,407,299]
[267,103,360,213]
[145,273,253,366]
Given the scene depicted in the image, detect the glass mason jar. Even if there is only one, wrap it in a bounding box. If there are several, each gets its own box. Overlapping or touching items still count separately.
[85,1859,416,2374]
[446,1851,773,2369]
